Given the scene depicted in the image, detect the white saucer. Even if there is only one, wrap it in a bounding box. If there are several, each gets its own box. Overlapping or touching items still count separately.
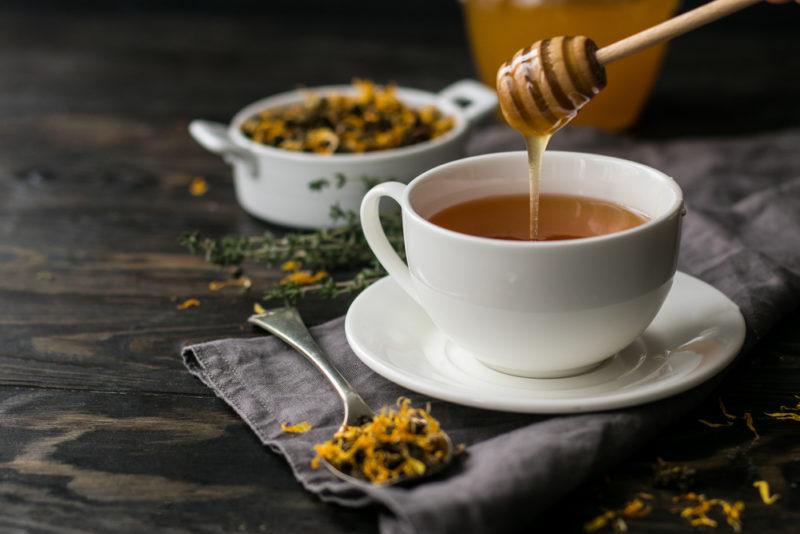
[344,272,745,414]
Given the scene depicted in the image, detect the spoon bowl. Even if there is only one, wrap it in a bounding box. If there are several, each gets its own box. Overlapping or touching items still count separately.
[248,307,454,487]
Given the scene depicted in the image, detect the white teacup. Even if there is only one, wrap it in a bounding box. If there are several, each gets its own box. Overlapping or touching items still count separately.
[360,151,684,378]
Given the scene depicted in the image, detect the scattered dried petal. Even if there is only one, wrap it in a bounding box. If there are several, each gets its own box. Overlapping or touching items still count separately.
[743,412,759,440]
[584,511,616,533]
[253,302,267,315]
[765,411,800,421]
[698,419,734,428]
[689,516,717,528]
[281,421,312,434]
[698,398,738,428]
[281,270,328,286]
[281,260,302,272]
[719,398,737,420]
[209,276,252,291]
[176,298,201,310]
[189,176,208,196]
[673,492,744,533]
[621,498,652,519]
[753,481,779,505]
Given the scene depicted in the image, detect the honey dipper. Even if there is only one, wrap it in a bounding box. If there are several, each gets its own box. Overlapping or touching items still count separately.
[497,0,761,135]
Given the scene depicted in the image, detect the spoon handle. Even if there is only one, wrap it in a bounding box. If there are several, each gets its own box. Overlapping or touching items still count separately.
[596,0,760,65]
[248,307,375,426]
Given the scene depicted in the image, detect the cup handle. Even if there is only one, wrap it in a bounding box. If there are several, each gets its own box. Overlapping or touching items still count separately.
[360,182,419,303]
[437,79,498,125]
[189,120,257,175]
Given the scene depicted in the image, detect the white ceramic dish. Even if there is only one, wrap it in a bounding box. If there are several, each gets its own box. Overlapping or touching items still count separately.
[345,272,745,414]
[189,80,497,229]
[361,151,684,377]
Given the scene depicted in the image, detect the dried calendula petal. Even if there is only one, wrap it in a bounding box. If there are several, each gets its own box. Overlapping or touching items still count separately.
[189,176,208,196]
[719,398,737,420]
[698,419,734,428]
[689,516,717,528]
[721,500,745,532]
[765,411,800,421]
[240,80,454,154]
[281,421,312,434]
[698,397,738,427]
[306,128,340,155]
[583,511,616,533]
[208,276,252,291]
[176,298,200,310]
[673,493,744,533]
[743,412,759,440]
[253,302,267,315]
[281,270,328,286]
[620,498,652,519]
[311,398,450,485]
[280,260,301,272]
[753,481,779,505]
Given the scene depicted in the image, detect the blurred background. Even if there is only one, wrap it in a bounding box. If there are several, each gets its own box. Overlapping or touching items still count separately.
[2,0,798,141]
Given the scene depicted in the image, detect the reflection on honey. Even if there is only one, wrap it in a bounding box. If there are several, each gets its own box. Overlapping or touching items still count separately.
[462,0,680,131]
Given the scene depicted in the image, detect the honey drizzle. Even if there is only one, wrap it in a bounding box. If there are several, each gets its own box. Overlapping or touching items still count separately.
[525,134,550,240]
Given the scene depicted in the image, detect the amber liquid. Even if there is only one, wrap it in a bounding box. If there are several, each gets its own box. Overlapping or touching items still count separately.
[429,194,647,242]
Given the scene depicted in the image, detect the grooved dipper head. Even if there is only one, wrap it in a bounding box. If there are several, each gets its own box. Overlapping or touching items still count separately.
[497,36,606,137]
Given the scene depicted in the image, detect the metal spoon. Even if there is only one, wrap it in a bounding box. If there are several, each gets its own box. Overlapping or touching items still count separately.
[248,307,454,487]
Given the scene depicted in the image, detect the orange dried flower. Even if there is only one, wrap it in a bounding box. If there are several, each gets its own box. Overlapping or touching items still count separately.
[176,298,200,310]
[208,276,252,291]
[240,80,454,154]
[311,398,449,485]
[189,177,208,196]
[281,421,312,434]
[743,412,759,440]
[753,480,779,505]
[281,270,328,286]
[280,260,302,272]
[672,493,744,533]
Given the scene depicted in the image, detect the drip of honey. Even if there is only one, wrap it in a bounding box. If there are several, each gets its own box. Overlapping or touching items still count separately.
[496,36,607,240]
[525,135,549,240]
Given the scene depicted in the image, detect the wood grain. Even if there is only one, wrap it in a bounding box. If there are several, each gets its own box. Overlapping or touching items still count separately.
[0,2,798,533]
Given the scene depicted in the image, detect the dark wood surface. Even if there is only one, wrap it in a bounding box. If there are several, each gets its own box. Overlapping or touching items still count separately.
[1,2,799,533]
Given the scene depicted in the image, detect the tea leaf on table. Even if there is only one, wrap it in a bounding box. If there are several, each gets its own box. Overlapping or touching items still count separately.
[180,205,403,303]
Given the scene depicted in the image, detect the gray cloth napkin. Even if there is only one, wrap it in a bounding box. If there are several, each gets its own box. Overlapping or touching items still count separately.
[182,127,800,534]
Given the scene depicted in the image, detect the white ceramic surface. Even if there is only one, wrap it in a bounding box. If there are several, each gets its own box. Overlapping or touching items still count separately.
[189,80,497,229]
[360,151,684,377]
[345,272,745,413]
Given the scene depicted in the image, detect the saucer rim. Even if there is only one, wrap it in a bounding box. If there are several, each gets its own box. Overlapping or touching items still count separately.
[344,272,746,414]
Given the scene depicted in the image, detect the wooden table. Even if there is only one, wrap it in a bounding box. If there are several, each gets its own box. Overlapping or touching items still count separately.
[1,2,798,532]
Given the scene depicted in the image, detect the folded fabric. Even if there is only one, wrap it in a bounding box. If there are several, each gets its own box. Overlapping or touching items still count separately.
[183,127,800,534]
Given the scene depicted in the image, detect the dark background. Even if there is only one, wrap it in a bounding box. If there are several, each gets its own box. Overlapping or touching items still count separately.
[3,0,800,137]
[1,1,798,533]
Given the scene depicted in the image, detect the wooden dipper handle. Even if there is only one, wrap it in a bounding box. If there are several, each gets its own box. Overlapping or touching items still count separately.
[596,0,762,65]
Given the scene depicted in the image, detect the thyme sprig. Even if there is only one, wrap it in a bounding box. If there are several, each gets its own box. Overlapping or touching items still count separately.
[180,205,404,303]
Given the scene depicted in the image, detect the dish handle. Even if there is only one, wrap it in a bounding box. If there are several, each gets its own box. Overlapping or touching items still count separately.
[437,79,497,125]
[189,120,258,175]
